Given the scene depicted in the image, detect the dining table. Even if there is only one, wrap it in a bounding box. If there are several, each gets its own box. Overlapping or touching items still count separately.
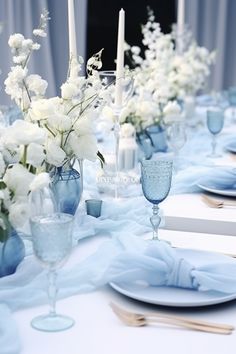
[2,100,236,354]
[12,229,236,354]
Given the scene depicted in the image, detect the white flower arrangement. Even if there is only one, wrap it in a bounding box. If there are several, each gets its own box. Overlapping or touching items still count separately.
[0,117,50,240]
[5,9,50,112]
[0,10,109,240]
[26,49,107,168]
[122,9,215,131]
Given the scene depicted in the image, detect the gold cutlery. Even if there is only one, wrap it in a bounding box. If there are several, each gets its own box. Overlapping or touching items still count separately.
[110,302,234,335]
[201,194,236,208]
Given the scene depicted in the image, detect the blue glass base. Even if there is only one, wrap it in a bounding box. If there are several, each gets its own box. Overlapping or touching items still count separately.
[31,313,75,332]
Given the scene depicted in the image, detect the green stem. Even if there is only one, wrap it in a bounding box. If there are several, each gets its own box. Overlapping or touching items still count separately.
[44,124,56,137]
[22,145,28,167]
[23,79,32,103]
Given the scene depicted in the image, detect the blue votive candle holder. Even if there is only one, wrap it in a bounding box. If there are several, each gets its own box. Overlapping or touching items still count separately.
[85,199,103,218]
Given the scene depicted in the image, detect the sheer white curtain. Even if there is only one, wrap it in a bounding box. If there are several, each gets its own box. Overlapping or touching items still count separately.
[185,0,236,91]
[0,0,87,105]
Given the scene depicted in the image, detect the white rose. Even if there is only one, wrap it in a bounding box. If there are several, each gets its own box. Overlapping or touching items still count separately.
[22,39,33,50]
[26,142,45,167]
[47,114,72,132]
[5,120,46,145]
[68,132,98,161]
[163,101,181,116]
[61,82,78,100]
[8,33,24,48]
[74,116,94,136]
[3,164,34,197]
[13,55,27,65]
[8,200,30,229]
[28,98,60,122]
[136,101,156,117]
[29,172,50,192]
[46,140,66,167]
[8,65,27,82]
[26,74,48,96]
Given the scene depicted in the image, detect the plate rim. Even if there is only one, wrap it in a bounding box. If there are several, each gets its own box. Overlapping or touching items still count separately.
[109,281,236,307]
[225,142,236,153]
[197,183,236,197]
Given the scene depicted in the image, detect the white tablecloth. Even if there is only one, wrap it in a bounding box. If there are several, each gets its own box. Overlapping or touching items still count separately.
[13,230,236,354]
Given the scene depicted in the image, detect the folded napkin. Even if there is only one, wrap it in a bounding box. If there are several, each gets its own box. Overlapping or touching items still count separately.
[81,234,236,294]
[0,304,21,354]
[197,166,236,190]
[172,166,236,194]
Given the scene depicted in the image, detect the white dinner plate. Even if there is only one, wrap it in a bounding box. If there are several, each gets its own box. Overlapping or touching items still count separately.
[225,142,236,153]
[197,183,236,197]
[110,248,236,307]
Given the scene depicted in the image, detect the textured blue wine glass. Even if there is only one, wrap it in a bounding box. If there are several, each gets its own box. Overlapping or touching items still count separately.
[141,160,173,240]
[206,108,224,158]
[30,213,74,332]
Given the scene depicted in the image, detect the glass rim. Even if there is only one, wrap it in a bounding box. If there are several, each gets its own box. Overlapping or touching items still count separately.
[85,199,103,204]
[141,159,173,166]
[30,212,74,224]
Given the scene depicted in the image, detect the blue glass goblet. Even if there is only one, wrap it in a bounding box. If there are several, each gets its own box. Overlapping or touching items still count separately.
[206,108,224,158]
[141,160,173,240]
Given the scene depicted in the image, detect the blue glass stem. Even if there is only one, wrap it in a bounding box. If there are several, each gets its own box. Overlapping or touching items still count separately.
[48,270,58,317]
[211,135,217,156]
[150,204,161,240]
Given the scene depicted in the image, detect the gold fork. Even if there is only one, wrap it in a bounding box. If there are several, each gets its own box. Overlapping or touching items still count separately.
[110,302,234,335]
[201,194,236,208]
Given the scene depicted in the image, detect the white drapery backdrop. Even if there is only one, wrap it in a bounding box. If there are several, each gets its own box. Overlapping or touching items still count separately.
[185,0,236,91]
[0,0,235,105]
[0,0,87,105]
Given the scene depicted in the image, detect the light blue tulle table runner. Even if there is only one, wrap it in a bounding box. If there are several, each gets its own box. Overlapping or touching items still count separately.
[1,234,236,313]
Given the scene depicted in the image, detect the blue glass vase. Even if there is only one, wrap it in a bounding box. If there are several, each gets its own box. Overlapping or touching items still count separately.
[145,124,168,152]
[51,166,82,215]
[136,132,153,160]
[0,229,25,277]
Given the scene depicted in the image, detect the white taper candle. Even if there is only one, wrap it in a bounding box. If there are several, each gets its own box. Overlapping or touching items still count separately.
[68,0,77,59]
[177,0,185,34]
[114,8,125,108]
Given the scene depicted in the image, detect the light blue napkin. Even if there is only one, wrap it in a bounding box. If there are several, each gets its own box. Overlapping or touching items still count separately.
[197,167,236,190]
[0,304,21,354]
[172,166,236,194]
[76,234,236,294]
